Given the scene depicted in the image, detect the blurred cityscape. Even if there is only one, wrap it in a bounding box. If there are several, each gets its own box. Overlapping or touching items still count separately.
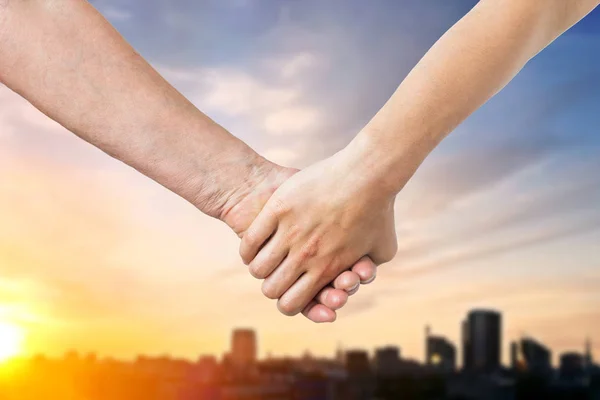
[0,309,598,400]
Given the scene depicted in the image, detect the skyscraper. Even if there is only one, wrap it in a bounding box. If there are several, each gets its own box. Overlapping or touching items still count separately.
[345,350,371,377]
[510,337,552,375]
[510,341,519,370]
[426,325,456,372]
[374,346,400,376]
[560,352,585,381]
[426,337,456,372]
[231,328,257,368]
[462,319,471,370]
[462,309,502,373]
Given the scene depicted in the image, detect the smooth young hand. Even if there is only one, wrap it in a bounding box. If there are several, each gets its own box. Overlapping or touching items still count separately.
[239,147,398,317]
[218,160,378,322]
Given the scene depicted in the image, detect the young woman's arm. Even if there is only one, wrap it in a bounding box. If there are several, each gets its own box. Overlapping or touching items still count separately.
[353,0,600,192]
[241,0,600,316]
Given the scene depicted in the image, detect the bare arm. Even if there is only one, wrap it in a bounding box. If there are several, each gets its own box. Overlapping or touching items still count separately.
[240,0,599,316]
[0,0,265,219]
[0,0,378,323]
[351,0,600,193]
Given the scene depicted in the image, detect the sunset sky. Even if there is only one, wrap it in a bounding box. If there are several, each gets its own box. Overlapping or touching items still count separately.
[0,0,599,365]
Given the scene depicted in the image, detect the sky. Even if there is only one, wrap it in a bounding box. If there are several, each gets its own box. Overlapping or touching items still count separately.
[0,0,599,365]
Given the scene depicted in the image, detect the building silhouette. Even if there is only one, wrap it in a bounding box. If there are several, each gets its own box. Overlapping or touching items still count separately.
[510,337,552,376]
[462,309,502,373]
[560,352,586,381]
[345,350,371,377]
[345,350,375,399]
[462,319,470,371]
[425,326,456,372]
[374,346,400,376]
[230,328,257,368]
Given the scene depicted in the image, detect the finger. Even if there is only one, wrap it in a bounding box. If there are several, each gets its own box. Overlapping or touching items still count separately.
[261,253,304,300]
[302,301,336,323]
[316,286,348,310]
[247,230,289,279]
[239,208,279,265]
[332,270,360,293]
[351,256,377,284]
[278,268,332,317]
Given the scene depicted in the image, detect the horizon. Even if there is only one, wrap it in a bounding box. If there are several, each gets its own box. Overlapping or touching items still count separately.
[0,307,595,370]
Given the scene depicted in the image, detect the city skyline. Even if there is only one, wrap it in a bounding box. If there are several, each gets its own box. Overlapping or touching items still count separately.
[1,320,597,400]
[6,309,596,372]
[0,0,599,362]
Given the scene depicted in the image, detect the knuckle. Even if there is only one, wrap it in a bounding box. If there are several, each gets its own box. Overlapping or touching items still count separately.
[277,298,299,317]
[239,247,250,264]
[242,229,260,250]
[298,236,321,262]
[240,243,256,266]
[270,196,290,217]
[261,281,279,300]
[321,254,344,279]
[248,261,267,279]
[285,224,301,243]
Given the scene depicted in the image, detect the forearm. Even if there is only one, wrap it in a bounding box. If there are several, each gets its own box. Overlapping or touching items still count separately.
[0,0,263,218]
[350,0,599,194]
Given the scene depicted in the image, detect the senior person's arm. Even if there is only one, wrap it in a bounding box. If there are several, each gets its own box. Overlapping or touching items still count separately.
[241,0,600,316]
[0,0,377,322]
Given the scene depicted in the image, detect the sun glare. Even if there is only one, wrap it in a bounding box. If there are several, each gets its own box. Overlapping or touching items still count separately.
[0,323,24,362]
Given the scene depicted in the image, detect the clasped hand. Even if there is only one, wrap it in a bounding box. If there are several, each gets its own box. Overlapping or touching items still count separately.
[224,141,399,323]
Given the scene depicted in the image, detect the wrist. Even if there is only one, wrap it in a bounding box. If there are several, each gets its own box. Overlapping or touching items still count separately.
[135,117,272,221]
[344,125,434,196]
[177,133,273,221]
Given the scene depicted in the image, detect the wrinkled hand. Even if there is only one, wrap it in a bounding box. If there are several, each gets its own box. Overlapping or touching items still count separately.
[239,150,398,317]
[220,161,378,322]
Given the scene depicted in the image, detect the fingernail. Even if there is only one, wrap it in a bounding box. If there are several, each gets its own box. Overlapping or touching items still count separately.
[347,285,360,296]
[361,275,376,285]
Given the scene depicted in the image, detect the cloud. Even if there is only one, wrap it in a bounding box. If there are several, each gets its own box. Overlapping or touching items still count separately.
[396,275,600,309]
[0,86,64,138]
[268,52,322,80]
[404,139,555,220]
[394,154,600,259]
[341,297,377,317]
[100,6,133,22]
[388,215,600,281]
[263,107,320,135]
[199,68,297,116]
[159,59,324,145]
